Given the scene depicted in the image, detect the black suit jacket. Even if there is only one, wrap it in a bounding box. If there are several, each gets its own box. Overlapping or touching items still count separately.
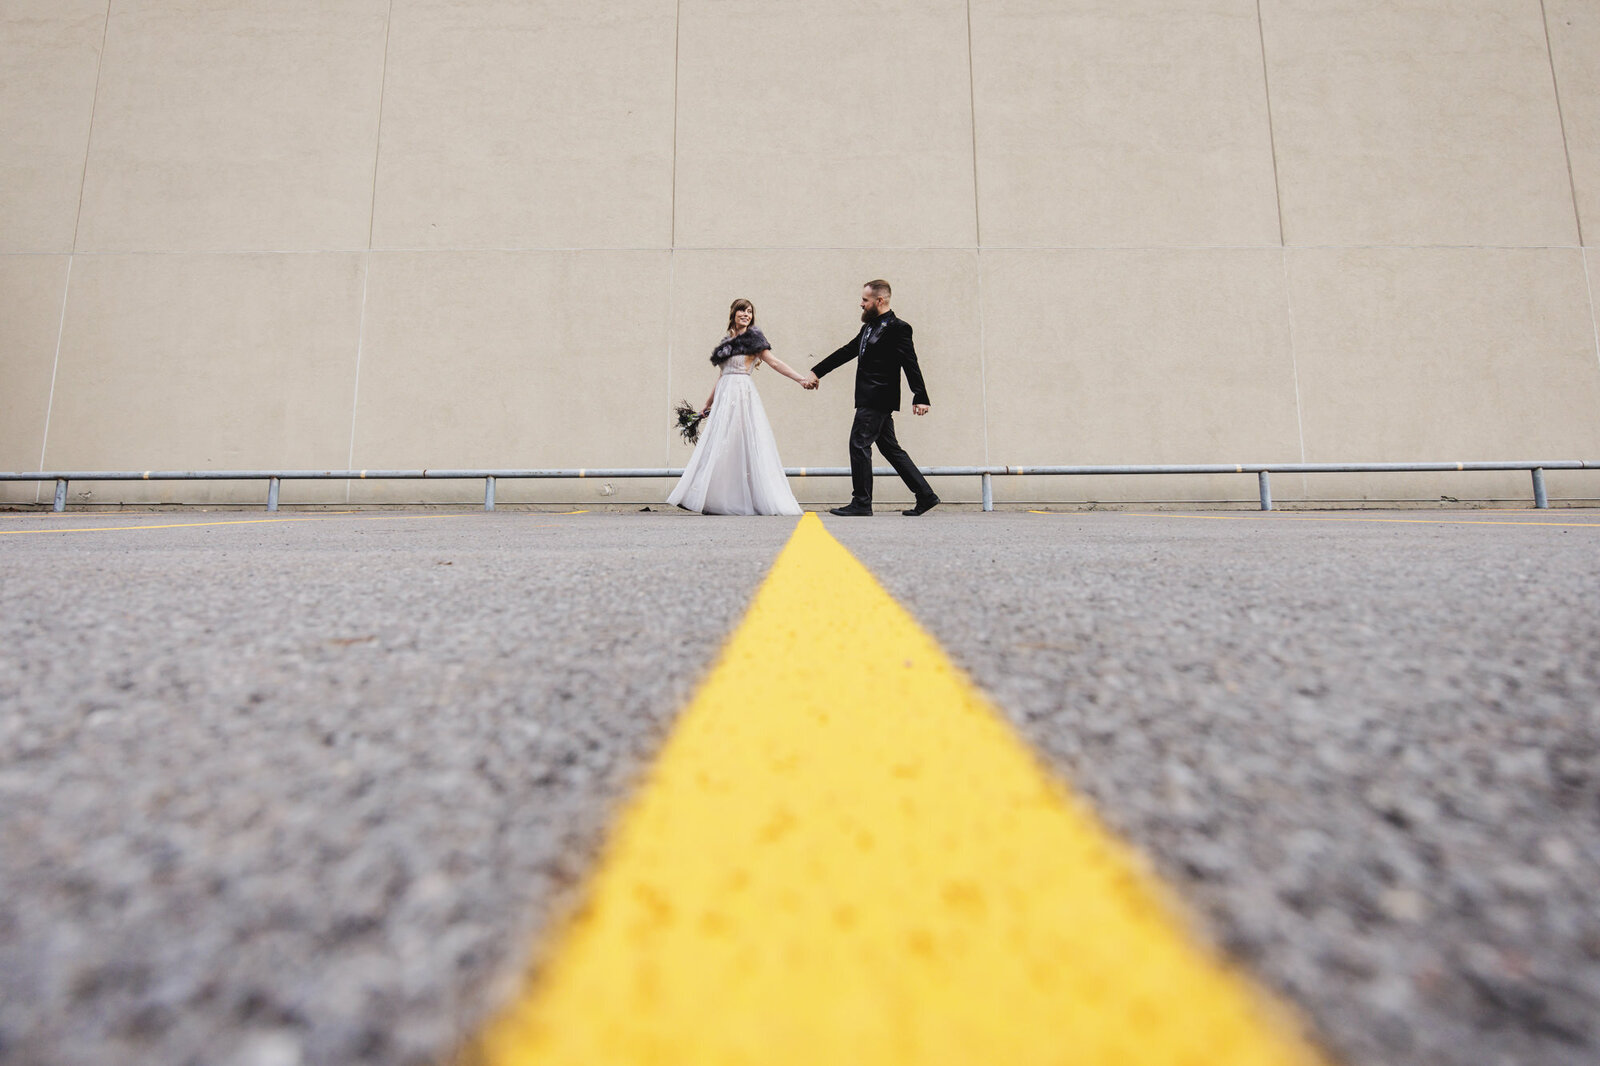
[810,311,930,413]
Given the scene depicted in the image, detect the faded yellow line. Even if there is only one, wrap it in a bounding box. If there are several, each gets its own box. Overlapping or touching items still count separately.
[0,512,479,536]
[3,508,595,536]
[1028,510,1600,528]
[466,512,1324,1066]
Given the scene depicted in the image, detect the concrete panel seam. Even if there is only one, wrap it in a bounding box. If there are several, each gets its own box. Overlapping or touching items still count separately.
[68,1,111,254]
[965,0,988,463]
[34,257,75,506]
[975,249,990,465]
[39,244,1593,256]
[46,248,373,257]
[1583,250,1600,376]
[365,0,395,250]
[665,249,676,467]
[1279,249,1309,497]
[964,0,981,248]
[665,244,993,252]
[650,243,1590,253]
[348,0,393,503]
[666,0,682,466]
[1279,243,1587,252]
[1255,0,1286,247]
[670,0,682,248]
[345,253,373,503]
[1539,0,1587,246]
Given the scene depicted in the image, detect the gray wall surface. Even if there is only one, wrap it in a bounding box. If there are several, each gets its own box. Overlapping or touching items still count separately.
[3,0,1599,507]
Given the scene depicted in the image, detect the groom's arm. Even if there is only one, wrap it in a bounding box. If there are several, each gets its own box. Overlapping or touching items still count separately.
[898,325,931,407]
[810,339,858,380]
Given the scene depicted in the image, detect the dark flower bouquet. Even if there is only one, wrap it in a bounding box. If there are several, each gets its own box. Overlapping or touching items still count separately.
[674,400,706,445]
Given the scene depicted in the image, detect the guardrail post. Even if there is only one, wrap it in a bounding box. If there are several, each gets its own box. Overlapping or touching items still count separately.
[981,472,993,512]
[53,479,67,512]
[484,476,496,511]
[1532,467,1548,509]
[267,477,280,512]
[1258,470,1273,511]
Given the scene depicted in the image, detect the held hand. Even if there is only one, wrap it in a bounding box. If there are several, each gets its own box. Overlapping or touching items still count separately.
[912,404,930,416]
[800,372,819,390]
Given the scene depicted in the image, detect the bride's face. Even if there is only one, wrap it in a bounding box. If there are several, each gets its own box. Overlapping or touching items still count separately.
[734,307,753,329]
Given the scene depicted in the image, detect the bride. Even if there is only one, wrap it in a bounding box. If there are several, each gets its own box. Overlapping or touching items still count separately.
[668,299,814,516]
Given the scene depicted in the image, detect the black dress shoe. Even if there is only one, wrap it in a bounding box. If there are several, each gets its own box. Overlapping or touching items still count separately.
[829,504,873,516]
[902,494,940,516]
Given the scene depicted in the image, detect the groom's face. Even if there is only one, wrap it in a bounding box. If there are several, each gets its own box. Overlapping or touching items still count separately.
[860,287,888,322]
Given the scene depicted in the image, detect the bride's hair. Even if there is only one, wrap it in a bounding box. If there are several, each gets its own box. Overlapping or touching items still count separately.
[726,298,755,334]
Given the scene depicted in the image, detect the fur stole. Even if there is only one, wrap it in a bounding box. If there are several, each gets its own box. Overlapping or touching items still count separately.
[711,326,770,364]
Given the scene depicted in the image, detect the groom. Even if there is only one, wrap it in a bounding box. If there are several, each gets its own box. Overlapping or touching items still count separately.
[802,280,939,517]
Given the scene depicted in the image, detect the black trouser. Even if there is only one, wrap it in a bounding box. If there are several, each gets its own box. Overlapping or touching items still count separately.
[848,407,933,507]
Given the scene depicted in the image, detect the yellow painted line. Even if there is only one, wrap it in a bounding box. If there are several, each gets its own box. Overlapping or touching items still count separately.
[0,512,478,536]
[33,509,356,519]
[1033,511,1600,529]
[468,513,1324,1066]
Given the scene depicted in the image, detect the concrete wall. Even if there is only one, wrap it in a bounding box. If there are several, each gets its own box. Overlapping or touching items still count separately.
[3,0,1599,508]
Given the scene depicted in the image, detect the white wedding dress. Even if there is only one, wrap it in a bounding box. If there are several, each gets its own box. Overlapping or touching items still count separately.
[668,354,803,515]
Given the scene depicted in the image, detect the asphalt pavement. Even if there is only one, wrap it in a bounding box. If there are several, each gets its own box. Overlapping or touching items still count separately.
[2,507,1597,1066]
[833,509,1600,1066]
[1,511,792,1066]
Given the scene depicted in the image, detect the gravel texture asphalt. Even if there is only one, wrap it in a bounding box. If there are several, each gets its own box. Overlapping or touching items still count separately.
[0,511,793,1066]
[2,507,1597,1066]
[832,509,1600,1066]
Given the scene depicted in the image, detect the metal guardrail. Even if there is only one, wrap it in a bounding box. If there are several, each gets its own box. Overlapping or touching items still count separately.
[4,461,1595,512]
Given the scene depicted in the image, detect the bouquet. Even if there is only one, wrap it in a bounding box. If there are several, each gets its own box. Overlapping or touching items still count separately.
[674,400,706,445]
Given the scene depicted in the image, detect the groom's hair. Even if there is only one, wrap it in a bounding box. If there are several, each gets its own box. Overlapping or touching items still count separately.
[864,279,892,298]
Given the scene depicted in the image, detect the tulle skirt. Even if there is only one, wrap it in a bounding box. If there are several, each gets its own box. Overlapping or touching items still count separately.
[667,374,802,516]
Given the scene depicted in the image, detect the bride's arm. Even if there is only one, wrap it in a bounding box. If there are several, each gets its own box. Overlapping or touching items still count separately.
[757,350,810,384]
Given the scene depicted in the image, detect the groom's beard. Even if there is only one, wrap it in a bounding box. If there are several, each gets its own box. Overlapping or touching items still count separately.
[861,307,884,324]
